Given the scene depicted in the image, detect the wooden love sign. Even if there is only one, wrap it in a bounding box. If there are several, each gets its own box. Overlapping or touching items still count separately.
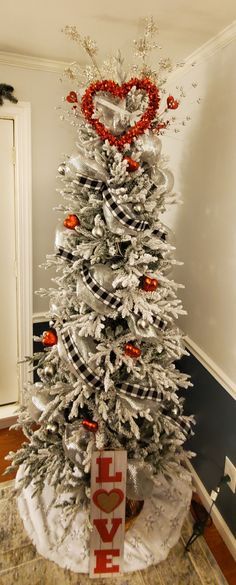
[89,450,127,578]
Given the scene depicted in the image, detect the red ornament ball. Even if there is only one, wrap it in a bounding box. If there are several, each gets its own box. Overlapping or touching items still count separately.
[140,275,158,292]
[167,95,179,110]
[82,419,98,432]
[124,343,141,358]
[124,156,140,172]
[66,91,78,104]
[42,329,58,347]
[63,214,80,230]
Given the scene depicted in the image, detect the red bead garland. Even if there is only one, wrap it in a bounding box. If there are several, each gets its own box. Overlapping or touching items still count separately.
[42,329,58,347]
[124,156,140,172]
[81,78,160,150]
[140,275,158,292]
[82,419,98,432]
[124,343,141,358]
[63,214,80,230]
[167,95,179,110]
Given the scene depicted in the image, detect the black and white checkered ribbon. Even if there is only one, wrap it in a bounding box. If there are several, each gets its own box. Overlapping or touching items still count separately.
[74,173,169,240]
[103,187,150,232]
[165,414,193,440]
[61,329,165,403]
[61,330,103,391]
[116,381,164,402]
[74,173,104,192]
[81,263,121,311]
[152,227,167,241]
[57,247,75,263]
[152,315,168,331]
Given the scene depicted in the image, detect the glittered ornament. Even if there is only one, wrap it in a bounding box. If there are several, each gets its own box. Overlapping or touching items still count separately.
[140,275,158,292]
[63,214,80,230]
[66,91,78,104]
[81,78,160,150]
[42,329,58,347]
[124,156,140,172]
[167,95,179,110]
[82,419,98,432]
[124,343,141,358]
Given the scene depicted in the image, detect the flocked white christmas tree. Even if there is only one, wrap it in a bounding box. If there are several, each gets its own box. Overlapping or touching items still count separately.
[7,19,196,572]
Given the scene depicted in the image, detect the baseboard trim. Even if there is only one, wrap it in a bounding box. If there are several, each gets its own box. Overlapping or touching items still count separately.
[187,460,236,561]
[0,403,19,429]
[184,335,236,400]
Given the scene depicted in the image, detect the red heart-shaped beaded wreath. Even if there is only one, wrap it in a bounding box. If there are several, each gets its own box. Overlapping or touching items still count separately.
[81,78,160,150]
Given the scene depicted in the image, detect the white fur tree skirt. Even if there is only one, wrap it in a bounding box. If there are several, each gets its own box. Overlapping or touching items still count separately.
[16,465,192,573]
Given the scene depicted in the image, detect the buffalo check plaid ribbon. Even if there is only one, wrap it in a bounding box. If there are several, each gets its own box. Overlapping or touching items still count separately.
[165,414,193,439]
[152,315,168,331]
[74,174,104,192]
[61,330,103,391]
[103,187,150,232]
[72,173,169,238]
[116,381,164,402]
[80,263,121,310]
[152,227,167,241]
[57,247,75,263]
[61,329,165,402]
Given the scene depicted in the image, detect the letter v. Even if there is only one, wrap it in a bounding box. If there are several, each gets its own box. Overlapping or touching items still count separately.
[93,518,122,542]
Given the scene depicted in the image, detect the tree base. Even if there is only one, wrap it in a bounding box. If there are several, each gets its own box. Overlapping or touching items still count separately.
[16,464,192,573]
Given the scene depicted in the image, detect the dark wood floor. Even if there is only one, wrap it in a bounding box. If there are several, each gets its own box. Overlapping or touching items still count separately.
[0,427,235,584]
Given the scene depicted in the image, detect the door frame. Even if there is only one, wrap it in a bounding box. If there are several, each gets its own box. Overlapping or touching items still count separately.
[0,101,32,421]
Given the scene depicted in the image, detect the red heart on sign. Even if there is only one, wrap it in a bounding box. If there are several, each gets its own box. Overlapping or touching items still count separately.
[93,489,124,513]
[81,77,160,150]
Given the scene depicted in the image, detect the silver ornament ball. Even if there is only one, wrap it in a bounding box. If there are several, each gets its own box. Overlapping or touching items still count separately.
[44,364,55,379]
[171,404,180,418]
[58,163,67,176]
[92,225,104,238]
[47,422,58,433]
[137,318,148,329]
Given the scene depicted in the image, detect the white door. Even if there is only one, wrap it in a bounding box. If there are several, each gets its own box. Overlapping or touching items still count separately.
[0,118,19,405]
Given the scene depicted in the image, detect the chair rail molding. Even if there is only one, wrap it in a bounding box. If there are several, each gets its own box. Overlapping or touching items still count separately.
[0,101,32,405]
[184,336,236,400]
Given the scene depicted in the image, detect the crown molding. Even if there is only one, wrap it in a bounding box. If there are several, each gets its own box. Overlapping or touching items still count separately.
[0,20,236,75]
[171,19,236,79]
[0,50,69,73]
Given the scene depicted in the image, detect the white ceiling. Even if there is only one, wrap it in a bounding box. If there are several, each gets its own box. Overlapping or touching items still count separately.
[1,0,236,63]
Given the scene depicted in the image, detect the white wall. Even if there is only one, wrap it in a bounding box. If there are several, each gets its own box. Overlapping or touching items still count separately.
[162,36,236,389]
[0,63,74,315]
